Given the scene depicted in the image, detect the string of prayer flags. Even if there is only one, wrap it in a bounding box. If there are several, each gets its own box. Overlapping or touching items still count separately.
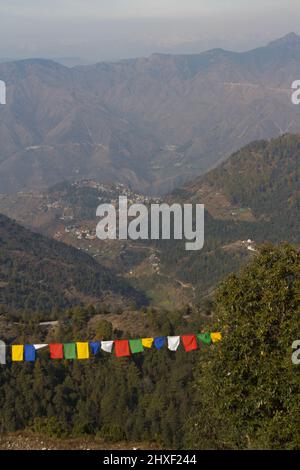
[64,343,77,360]
[167,336,181,351]
[211,332,222,343]
[49,343,63,359]
[25,345,36,362]
[7,331,222,364]
[181,335,198,352]
[197,333,212,345]
[142,338,154,348]
[101,341,114,353]
[12,345,24,362]
[115,340,131,357]
[129,339,144,354]
[76,342,90,359]
[154,337,166,350]
[90,341,101,355]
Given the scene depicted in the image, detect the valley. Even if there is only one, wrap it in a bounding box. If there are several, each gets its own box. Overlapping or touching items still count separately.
[1,133,298,310]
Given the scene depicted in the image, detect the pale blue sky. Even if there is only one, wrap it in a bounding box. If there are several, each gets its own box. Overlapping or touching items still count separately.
[0,0,299,62]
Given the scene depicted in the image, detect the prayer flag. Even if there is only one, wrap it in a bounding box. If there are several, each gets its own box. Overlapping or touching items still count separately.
[154,337,166,350]
[101,341,114,353]
[0,341,6,365]
[64,343,76,360]
[34,344,48,351]
[211,332,222,343]
[197,333,212,345]
[90,341,101,355]
[181,335,198,352]
[142,338,154,348]
[114,340,130,357]
[167,336,181,351]
[76,342,90,359]
[12,344,24,361]
[25,345,36,362]
[129,339,144,354]
[12,345,24,362]
[49,343,63,359]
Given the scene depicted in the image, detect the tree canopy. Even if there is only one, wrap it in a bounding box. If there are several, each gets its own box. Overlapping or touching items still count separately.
[187,244,300,449]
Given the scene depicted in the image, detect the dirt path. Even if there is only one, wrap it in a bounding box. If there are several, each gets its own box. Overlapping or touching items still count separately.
[0,432,160,450]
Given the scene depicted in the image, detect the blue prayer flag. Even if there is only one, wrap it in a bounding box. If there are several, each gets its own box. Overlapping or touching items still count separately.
[25,345,36,362]
[154,337,166,350]
[90,341,101,355]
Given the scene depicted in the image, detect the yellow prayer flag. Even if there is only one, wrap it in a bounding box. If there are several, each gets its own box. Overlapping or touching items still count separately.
[211,332,222,343]
[76,342,89,359]
[141,338,154,348]
[12,345,24,362]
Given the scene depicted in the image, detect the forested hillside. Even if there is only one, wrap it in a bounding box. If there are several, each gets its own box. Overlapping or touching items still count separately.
[192,133,300,221]
[0,213,147,315]
[158,134,300,299]
[0,245,299,450]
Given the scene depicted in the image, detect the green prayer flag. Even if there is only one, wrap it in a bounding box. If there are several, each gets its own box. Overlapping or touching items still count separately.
[64,343,76,359]
[197,333,212,345]
[129,339,144,354]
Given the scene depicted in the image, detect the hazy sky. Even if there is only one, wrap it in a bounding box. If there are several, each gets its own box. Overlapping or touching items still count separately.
[0,0,296,18]
[0,0,300,63]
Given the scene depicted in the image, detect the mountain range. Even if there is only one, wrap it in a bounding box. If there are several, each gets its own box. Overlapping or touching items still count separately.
[1,33,300,195]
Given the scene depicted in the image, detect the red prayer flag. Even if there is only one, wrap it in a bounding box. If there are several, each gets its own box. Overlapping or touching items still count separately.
[49,343,63,359]
[114,340,131,357]
[181,335,198,352]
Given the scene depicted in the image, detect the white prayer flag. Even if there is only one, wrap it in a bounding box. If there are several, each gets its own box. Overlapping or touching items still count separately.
[167,336,181,351]
[34,344,48,350]
[0,340,6,365]
[101,341,114,353]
